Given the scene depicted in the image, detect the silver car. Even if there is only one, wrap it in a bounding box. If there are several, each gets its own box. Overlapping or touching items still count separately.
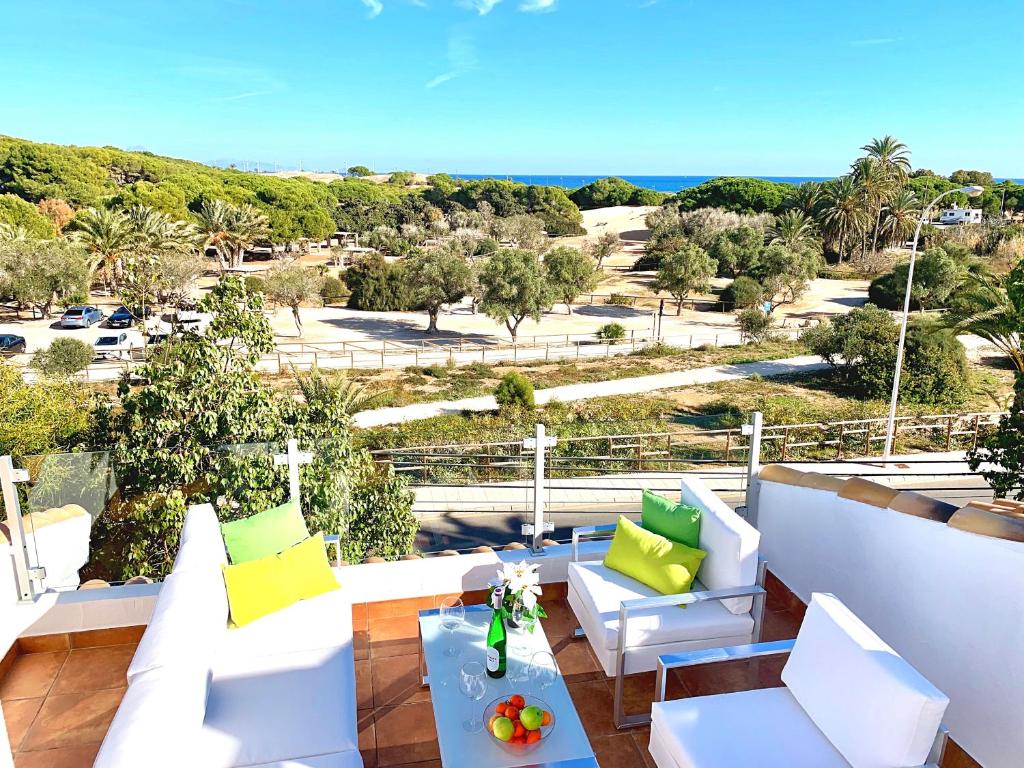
[59,305,103,328]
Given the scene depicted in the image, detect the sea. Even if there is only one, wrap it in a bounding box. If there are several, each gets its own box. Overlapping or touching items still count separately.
[449,174,833,193]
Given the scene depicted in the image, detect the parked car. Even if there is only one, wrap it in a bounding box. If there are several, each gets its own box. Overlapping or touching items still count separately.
[93,331,141,361]
[59,305,103,328]
[107,305,153,329]
[174,309,214,335]
[0,334,27,355]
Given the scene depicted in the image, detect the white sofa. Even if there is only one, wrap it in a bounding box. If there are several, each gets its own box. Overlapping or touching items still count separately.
[649,593,950,768]
[95,504,362,768]
[567,476,764,728]
[1,504,92,591]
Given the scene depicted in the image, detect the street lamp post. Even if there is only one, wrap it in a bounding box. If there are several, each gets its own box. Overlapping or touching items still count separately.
[882,184,985,461]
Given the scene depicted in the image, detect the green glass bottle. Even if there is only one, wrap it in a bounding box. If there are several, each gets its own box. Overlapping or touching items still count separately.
[486,585,507,679]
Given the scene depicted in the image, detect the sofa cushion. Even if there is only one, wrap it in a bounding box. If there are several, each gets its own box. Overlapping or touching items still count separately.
[568,561,753,651]
[199,645,359,768]
[641,489,701,549]
[174,503,228,573]
[222,498,309,564]
[128,565,227,684]
[681,477,760,614]
[604,516,705,597]
[215,583,352,670]
[651,687,848,768]
[782,593,948,768]
[94,664,212,768]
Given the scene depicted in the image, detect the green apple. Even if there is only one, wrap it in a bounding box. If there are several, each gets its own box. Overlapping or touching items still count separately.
[492,716,514,742]
[519,705,544,731]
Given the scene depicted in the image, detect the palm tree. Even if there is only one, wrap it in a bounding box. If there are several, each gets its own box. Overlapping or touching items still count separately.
[851,157,898,257]
[946,273,1024,374]
[789,182,823,217]
[70,207,133,292]
[194,200,270,272]
[770,210,819,250]
[127,205,199,256]
[819,175,867,263]
[861,135,912,181]
[879,189,920,248]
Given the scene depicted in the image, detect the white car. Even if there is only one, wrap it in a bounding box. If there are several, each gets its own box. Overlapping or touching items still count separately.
[93,331,142,361]
[174,309,214,335]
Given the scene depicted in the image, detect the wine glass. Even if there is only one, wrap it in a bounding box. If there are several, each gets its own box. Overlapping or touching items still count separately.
[528,651,558,691]
[459,662,487,732]
[439,597,465,658]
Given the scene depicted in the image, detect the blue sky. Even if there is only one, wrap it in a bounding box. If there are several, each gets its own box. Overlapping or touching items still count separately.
[1,0,1022,176]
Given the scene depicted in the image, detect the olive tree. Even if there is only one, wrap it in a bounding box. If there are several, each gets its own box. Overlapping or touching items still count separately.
[0,237,90,318]
[478,248,555,339]
[653,242,716,315]
[543,246,599,314]
[405,245,474,333]
[586,232,619,268]
[265,264,325,337]
[751,243,822,313]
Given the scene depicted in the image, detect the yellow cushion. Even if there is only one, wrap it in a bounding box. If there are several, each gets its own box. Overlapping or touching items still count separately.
[222,533,339,627]
[603,516,706,597]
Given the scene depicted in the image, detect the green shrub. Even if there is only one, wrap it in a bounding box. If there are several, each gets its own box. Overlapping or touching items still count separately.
[736,308,775,344]
[596,322,627,341]
[631,253,661,271]
[388,171,415,186]
[720,275,763,310]
[606,293,632,306]
[320,275,347,303]
[31,338,94,377]
[244,276,267,296]
[494,372,535,410]
[344,254,414,311]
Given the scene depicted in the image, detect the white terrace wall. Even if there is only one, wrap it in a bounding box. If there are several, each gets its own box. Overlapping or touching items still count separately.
[754,475,1024,768]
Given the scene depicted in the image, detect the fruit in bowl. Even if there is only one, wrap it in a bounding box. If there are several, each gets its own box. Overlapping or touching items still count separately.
[485,694,554,750]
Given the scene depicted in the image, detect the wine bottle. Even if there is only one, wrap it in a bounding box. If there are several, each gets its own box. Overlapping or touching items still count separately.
[486,585,507,679]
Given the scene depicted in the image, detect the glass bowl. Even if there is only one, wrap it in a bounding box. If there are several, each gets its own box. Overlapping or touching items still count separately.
[483,693,555,753]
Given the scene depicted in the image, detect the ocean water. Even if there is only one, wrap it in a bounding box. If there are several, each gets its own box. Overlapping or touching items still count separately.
[450,174,833,193]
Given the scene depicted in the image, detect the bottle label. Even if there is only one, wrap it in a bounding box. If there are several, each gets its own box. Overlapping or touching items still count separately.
[486,646,500,672]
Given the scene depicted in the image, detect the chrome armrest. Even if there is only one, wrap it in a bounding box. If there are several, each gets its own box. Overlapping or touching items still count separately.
[654,639,795,702]
[924,724,949,768]
[621,583,766,613]
[571,523,616,562]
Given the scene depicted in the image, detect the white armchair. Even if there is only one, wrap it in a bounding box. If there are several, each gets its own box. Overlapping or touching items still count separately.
[567,476,766,728]
[649,593,950,768]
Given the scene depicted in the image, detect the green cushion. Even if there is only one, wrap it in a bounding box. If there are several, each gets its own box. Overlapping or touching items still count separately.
[641,489,701,549]
[221,499,310,564]
[603,515,706,597]
[222,533,340,627]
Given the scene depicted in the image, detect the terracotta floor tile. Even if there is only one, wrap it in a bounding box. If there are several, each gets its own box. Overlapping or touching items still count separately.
[942,738,983,768]
[371,654,430,708]
[591,732,645,768]
[358,708,377,768]
[761,609,803,642]
[370,616,421,660]
[567,679,618,739]
[70,626,144,649]
[17,635,70,654]
[631,727,658,768]
[0,652,67,701]
[14,744,100,768]
[604,670,688,720]
[388,762,441,768]
[4,696,43,751]
[539,599,575,640]
[354,630,370,661]
[51,646,134,695]
[549,636,602,684]
[374,702,441,767]
[356,659,374,710]
[20,688,123,751]
[673,656,786,698]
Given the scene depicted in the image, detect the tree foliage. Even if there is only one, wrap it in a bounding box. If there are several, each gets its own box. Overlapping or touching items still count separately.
[0,363,92,460]
[543,246,599,314]
[265,264,325,336]
[673,177,790,214]
[494,372,535,410]
[344,253,413,311]
[478,248,554,338]
[405,245,474,333]
[0,237,91,317]
[0,193,55,238]
[31,338,94,377]
[653,241,715,314]
[570,177,665,209]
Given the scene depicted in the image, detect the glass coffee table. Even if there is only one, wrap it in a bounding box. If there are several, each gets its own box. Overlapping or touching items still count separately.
[418,604,598,768]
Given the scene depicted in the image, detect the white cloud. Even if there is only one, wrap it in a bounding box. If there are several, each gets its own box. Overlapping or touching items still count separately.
[519,0,555,11]
[360,0,384,17]
[459,0,501,15]
[425,33,479,88]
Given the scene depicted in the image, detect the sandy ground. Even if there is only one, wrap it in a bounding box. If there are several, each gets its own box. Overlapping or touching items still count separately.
[0,205,870,358]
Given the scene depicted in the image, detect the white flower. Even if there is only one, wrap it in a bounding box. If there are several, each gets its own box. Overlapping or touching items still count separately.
[497,561,543,600]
